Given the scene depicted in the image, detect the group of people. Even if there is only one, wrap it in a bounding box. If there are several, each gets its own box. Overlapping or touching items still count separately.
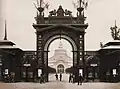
[55,73,62,81]
[39,74,46,83]
[69,73,84,85]
[4,74,15,83]
[55,73,84,85]
[77,73,84,85]
[69,74,75,83]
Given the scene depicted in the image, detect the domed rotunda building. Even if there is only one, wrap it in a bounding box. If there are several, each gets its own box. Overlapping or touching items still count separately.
[48,41,72,73]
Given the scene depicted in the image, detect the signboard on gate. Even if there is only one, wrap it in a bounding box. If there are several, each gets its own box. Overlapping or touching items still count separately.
[113,69,116,75]
[79,69,83,76]
[5,69,8,75]
[23,64,31,67]
[90,64,97,67]
[38,69,42,77]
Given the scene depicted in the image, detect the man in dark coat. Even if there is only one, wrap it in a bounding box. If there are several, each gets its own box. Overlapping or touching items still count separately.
[40,74,43,84]
[69,74,72,83]
[59,73,62,81]
[72,74,75,83]
[55,73,58,80]
[78,73,84,85]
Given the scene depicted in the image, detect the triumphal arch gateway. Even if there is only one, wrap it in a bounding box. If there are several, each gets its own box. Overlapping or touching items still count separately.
[33,1,88,81]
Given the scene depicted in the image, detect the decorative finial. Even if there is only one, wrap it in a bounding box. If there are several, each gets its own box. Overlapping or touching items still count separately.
[40,0,42,7]
[79,0,82,7]
[4,20,7,40]
[110,20,120,40]
[37,0,39,7]
[73,0,88,16]
[115,20,117,28]
[34,0,49,14]
[72,0,88,9]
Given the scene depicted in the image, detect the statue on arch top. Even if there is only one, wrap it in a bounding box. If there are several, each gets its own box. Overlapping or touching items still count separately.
[64,9,72,16]
[49,5,72,16]
[57,5,65,16]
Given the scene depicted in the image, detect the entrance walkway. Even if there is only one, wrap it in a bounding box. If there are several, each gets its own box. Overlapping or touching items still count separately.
[0,73,120,89]
[0,81,120,89]
[49,73,69,82]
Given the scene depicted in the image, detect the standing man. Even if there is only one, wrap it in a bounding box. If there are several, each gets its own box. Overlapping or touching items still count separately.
[43,74,46,83]
[40,74,43,84]
[59,73,62,81]
[69,74,72,83]
[55,73,58,80]
[72,74,75,83]
[78,73,84,85]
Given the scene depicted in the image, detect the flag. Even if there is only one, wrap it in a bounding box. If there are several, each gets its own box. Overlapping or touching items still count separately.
[45,3,49,9]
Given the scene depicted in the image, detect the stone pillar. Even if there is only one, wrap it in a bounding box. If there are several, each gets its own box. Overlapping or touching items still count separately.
[78,34,85,77]
[73,51,77,67]
[43,51,48,82]
[37,34,44,82]
[37,34,43,66]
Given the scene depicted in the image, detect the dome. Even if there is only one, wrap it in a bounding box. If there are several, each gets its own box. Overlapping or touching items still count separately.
[54,41,67,55]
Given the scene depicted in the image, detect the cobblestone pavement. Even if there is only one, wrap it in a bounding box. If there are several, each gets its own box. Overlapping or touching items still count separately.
[0,74,120,89]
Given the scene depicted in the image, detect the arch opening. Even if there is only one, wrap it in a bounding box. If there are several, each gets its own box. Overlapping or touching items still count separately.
[43,34,78,82]
[48,39,73,73]
[44,34,77,51]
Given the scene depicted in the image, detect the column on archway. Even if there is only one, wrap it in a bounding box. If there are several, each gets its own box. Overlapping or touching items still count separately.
[78,34,85,77]
[73,51,78,67]
[43,51,48,82]
[72,50,78,82]
[78,34,84,65]
[37,34,43,69]
[43,51,48,67]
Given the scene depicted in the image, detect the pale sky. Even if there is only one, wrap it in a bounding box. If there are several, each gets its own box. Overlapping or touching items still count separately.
[0,0,120,57]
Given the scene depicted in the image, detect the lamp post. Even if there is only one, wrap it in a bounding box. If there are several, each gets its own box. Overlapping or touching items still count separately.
[23,62,31,82]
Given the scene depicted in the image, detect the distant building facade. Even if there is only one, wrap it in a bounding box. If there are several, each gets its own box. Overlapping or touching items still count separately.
[98,40,120,82]
[48,41,72,73]
[0,40,24,82]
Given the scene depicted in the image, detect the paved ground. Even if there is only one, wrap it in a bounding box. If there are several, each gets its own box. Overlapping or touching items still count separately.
[0,81,120,89]
[49,73,69,82]
[0,74,120,89]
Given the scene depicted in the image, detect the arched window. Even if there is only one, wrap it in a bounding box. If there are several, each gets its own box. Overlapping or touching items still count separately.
[57,64,64,73]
